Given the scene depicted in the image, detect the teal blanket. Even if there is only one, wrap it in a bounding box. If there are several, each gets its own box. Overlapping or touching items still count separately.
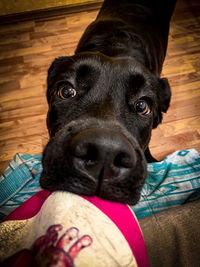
[0,149,200,220]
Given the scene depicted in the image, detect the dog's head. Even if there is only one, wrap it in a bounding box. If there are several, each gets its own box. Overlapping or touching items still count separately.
[40,52,171,205]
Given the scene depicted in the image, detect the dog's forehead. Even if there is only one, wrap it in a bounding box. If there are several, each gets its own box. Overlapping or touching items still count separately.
[75,55,158,94]
[55,53,154,84]
[74,53,149,75]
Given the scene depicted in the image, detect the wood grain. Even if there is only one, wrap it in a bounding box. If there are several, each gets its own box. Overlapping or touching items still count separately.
[0,0,200,174]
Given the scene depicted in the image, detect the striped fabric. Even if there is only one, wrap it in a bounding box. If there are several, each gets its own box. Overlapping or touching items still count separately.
[0,149,200,221]
[0,153,42,220]
[132,149,200,218]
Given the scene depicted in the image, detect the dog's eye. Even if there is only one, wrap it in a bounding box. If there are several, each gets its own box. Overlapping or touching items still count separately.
[134,100,151,115]
[58,83,76,99]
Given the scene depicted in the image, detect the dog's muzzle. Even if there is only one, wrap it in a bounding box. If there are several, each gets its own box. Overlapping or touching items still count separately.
[40,121,147,205]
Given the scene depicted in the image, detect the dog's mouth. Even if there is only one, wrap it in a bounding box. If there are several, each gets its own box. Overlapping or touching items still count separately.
[40,166,146,205]
[40,121,147,205]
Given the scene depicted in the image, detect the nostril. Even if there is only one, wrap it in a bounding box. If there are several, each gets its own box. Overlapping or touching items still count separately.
[84,145,98,165]
[75,143,98,165]
[67,126,73,132]
[114,152,135,168]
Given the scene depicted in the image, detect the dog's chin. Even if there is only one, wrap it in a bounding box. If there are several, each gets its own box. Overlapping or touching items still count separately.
[98,181,144,205]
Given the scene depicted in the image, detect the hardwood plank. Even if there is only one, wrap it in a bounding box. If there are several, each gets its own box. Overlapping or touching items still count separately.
[0,115,47,142]
[0,21,35,33]
[0,32,30,45]
[164,100,200,123]
[0,85,46,103]
[160,116,200,137]
[0,45,53,60]
[150,130,200,161]
[0,135,48,161]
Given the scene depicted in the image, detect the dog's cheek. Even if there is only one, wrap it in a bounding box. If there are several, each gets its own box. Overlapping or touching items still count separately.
[46,103,69,138]
[46,109,52,135]
[40,139,66,190]
[40,145,57,189]
[46,111,58,137]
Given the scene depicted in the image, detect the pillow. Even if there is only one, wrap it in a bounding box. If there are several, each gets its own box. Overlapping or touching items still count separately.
[0,190,149,267]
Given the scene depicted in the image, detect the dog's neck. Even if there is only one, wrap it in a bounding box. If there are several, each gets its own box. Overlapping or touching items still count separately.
[75,0,176,75]
[76,20,167,75]
[76,22,149,67]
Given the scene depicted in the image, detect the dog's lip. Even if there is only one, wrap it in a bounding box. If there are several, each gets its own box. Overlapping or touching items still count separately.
[67,171,145,199]
[40,171,144,204]
[68,172,102,196]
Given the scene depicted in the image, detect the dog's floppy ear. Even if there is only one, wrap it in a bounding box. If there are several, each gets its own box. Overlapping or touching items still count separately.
[153,77,171,128]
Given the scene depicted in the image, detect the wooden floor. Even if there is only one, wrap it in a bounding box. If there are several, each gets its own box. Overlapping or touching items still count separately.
[0,0,200,174]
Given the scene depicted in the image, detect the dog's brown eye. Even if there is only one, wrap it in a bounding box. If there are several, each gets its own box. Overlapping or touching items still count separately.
[58,83,76,100]
[134,100,150,115]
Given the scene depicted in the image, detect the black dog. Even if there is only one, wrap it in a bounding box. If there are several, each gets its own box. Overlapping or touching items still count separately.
[40,0,177,205]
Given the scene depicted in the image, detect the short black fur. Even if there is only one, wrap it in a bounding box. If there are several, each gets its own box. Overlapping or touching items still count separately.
[40,0,177,205]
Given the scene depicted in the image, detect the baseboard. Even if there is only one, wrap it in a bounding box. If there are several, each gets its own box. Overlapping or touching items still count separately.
[0,1,103,25]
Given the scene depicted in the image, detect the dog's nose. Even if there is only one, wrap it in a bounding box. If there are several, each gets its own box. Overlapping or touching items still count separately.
[69,128,136,185]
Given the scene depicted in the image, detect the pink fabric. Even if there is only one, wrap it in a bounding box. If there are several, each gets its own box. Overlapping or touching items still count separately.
[83,196,149,267]
[4,190,52,221]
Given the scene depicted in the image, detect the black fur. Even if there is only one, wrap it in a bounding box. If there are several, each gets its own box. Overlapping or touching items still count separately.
[40,0,177,205]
